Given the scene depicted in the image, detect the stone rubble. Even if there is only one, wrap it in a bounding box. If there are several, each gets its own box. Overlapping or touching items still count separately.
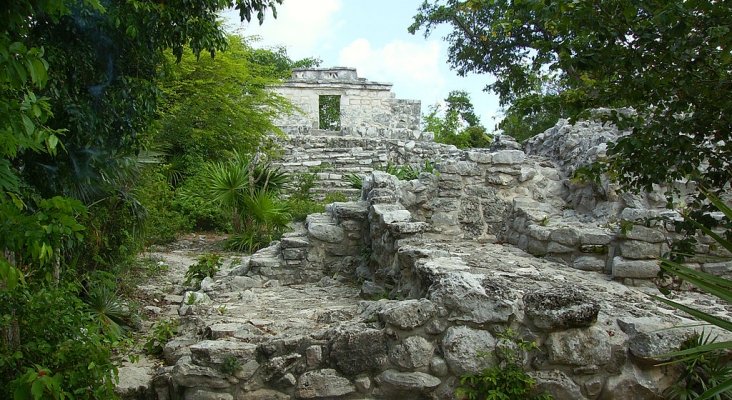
[119,116,732,399]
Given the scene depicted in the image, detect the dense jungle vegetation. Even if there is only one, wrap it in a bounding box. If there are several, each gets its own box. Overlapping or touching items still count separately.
[0,0,334,397]
[1,0,730,398]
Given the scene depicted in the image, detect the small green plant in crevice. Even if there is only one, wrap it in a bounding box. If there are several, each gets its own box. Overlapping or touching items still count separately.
[184,253,222,287]
[144,318,179,357]
[323,191,348,203]
[456,329,553,400]
[539,216,549,227]
[663,331,732,400]
[345,173,363,189]
[220,355,242,376]
[377,160,440,181]
[185,292,198,305]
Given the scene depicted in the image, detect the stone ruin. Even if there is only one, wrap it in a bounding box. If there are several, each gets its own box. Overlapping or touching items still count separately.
[272,67,423,140]
[123,70,732,399]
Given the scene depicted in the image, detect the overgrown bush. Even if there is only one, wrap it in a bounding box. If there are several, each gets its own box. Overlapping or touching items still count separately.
[0,284,119,399]
[135,167,191,245]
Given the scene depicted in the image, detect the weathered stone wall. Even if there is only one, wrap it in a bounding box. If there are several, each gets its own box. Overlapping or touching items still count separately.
[150,169,730,399]
[272,68,423,140]
[273,134,462,199]
[144,118,731,399]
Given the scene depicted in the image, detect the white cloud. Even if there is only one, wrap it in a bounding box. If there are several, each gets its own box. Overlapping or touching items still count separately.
[338,38,446,106]
[222,0,343,60]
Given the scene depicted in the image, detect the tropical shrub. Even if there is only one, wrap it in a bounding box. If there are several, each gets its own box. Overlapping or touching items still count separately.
[664,332,732,400]
[654,191,732,400]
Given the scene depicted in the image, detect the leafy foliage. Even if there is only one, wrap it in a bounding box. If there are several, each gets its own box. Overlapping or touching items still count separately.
[152,35,294,179]
[456,329,552,400]
[378,160,439,181]
[245,45,322,79]
[0,0,283,397]
[184,253,222,287]
[1,283,119,399]
[143,318,178,357]
[664,332,732,400]
[654,191,732,400]
[410,0,732,199]
[345,173,364,190]
[424,90,492,148]
[319,95,341,131]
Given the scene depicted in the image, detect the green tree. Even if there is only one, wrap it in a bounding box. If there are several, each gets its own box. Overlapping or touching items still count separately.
[152,35,295,180]
[0,0,282,397]
[410,0,732,198]
[424,90,492,148]
[245,44,322,79]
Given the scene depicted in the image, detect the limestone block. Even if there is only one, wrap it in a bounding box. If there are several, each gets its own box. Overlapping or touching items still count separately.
[431,211,459,227]
[546,326,612,366]
[456,160,481,176]
[163,338,197,365]
[280,236,309,248]
[523,287,600,331]
[308,223,345,243]
[572,255,606,272]
[485,173,515,186]
[389,336,434,370]
[612,257,660,278]
[306,345,323,368]
[467,151,492,164]
[378,299,436,330]
[282,247,306,260]
[329,328,389,375]
[550,227,580,246]
[491,150,526,165]
[601,373,665,400]
[527,225,552,241]
[529,370,584,400]
[428,272,514,324]
[295,369,355,399]
[619,240,663,259]
[200,276,215,292]
[547,241,575,253]
[354,376,371,392]
[206,323,244,339]
[618,319,693,366]
[442,326,497,375]
[172,358,230,389]
[621,225,666,243]
[702,261,732,278]
[184,389,233,400]
[426,356,448,378]
[375,370,441,393]
[190,340,258,368]
[236,389,289,400]
[526,238,548,256]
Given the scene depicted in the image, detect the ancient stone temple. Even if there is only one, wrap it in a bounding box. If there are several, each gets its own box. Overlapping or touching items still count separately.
[272,67,423,140]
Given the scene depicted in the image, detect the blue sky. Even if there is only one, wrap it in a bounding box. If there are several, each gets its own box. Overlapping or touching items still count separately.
[221,0,502,128]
